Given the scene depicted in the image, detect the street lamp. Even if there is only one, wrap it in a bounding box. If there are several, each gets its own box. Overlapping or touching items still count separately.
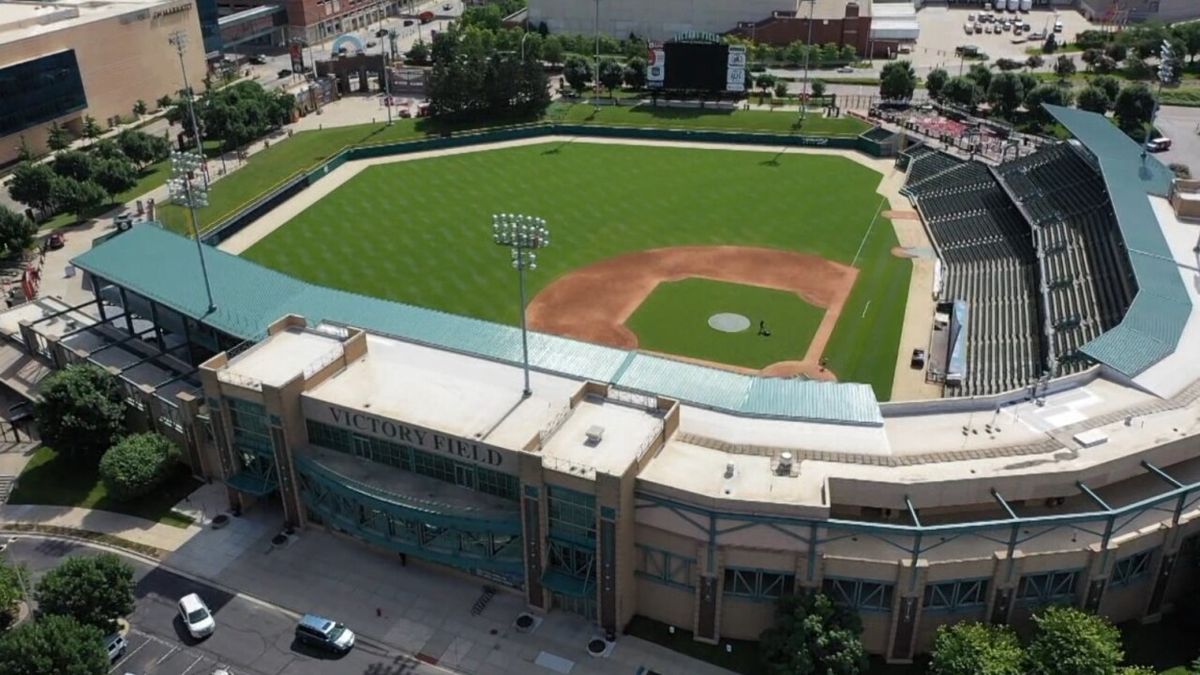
[492,213,550,398]
[167,30,210,189]
[800,0,815,120]
[168,151,217,313]
[1143,39,1174,161]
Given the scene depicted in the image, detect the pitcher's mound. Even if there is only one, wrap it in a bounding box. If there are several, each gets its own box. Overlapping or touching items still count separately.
[708,313,751,333]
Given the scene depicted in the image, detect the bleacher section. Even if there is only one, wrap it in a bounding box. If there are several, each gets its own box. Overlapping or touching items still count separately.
[903,151,1044,397]
[997,144,1134,375]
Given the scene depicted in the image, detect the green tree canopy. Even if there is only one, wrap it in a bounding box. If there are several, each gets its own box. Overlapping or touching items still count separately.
[99,432,179,501]
[427,26,549,121]
[925,68,949,100]
[405,40,430,64]
[623,56,646,89]
[0,614,108,675]
[49,178,108,220]
[1025,55,1044,69]
[994,58,1023,71]
[132,99,148,117]
[942,76,981,107]
[0,555,26,630]
[81,116,102,144]
[879,60,916,100]
[34,554,134,634]
[967,63,992,91]
[52,150,96,183]
[92,156,138,199]
[1054,55,1077,79]
[598,58,624,98]
[116,129,170,169]
[563,55,592,95]
[930,622,1025,675]
[33,363,126,460]
[759,592,868,675]
[1077,85,1111,113]
[987,72,1026,118]
[47,122,72,152]
[1113,82,1156,139]
[0,206,37,258]
[1092,75,1121,102]
[7,162,58,214]
[1026,606,1123,675]
[542,35,564,65]
[811,79,827,99]
[1024,83,1070,127]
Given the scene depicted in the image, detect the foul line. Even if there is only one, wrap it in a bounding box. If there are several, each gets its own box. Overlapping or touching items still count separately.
[851,197,888,268]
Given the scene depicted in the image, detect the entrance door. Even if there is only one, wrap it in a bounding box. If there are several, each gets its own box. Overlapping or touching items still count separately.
[454,464,474,489]
[352,434,371,460]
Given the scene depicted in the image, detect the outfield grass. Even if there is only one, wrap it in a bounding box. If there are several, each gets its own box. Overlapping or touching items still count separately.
[244,142,906,399]
[8,446,199,528]
[627,278,825,369]
[553,101,871,135]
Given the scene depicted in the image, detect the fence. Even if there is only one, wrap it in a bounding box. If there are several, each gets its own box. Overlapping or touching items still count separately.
[199,121,890,245]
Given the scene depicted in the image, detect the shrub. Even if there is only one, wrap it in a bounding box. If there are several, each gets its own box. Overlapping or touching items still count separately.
[99,432,179,502]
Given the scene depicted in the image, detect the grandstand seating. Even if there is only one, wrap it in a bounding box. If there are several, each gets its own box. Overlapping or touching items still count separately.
[997,144,1134,375]
[903,151,1043,397]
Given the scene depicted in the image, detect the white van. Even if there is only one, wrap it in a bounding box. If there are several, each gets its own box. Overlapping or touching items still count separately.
[1054,19,1064,33]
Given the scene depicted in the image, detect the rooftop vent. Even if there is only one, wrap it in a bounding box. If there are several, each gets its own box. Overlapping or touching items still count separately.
[776,452,794,476]
[724,462,735,479]
[585,425,604,445]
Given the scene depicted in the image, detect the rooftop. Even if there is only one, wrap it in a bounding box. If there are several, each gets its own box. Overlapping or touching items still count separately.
[220,326,344,390]
[0,0,181,43]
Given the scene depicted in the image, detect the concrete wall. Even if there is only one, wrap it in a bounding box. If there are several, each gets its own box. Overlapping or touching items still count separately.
[528,0,793,41]
[0,4,206,165]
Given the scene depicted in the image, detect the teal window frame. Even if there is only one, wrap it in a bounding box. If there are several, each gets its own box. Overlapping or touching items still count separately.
[547,485,596,544]
[227,397,272,456]
[822,577,894,612]
[923,578,990,612]
[1111,549,1155,588]
[1017,569,1080,606]
[635,546,695,590]
[723,567,795,601]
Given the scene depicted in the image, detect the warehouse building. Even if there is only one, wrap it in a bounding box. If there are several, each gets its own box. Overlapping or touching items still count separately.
[0,0,207,165]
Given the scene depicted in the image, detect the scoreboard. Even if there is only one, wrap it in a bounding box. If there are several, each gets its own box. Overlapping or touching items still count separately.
[647,40,746,93]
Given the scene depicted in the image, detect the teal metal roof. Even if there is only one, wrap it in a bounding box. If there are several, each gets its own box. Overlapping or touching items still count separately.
[73,225,883,426]
[1045,105,1191,377]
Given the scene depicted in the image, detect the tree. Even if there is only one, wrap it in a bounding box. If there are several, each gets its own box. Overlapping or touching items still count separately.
[132,99,148,117]
[759,592,868,675]
[926,67,949,100]
[773,81,789,101]
[756,73,776,101]
[0,556,25,630]
[811,79,826,100]
[1054,55,1076,79]
[0,206,37,258]
[967,63,992,91]
[81,116,102,146]
[1094,55,1117,74]
[116,129,169,169]
[405,40,430,64]
[1113,83,1156,139]
[598,58,623,100]
[542,36,564,65]
[99,433,179,501]
[995,58,1023,71]
[35,554,134,633]
[942,76,981,107]
[0,614,108,675]
[7,162,58,215]
[879,60,916,100]
[52,150,95,182]
[1024,83,1069,127]
[1104,42,1128,63]
[155,94,173,110]
[1077,85,1111,113]
[623,56,646,89]
[1025,55,1044,70]
[1118,667,1156,675]
[33,364,126,460]
[930,622,1025,675]
[46,122,72,152]
[1075,29,1109,51]
[1092,76,1121,103]
[1026,606,1123,675]
[1081,48,1101,71]
[987,72,1025,118]
[563,55,591,95]
[1173,21,1200,62]
[49,178,108,220]
[92,156,138,199]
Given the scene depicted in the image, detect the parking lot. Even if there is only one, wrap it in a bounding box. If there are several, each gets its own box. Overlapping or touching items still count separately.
[911,5,1096,74]
[112,629,235,675]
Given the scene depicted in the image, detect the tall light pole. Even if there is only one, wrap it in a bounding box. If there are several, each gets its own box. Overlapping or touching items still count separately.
[492,213,550,398]
[168,151,217,313]
[167,30,210,189]
[1143,39,1173,161]
[593,0,601,101]
[800,0,815,120]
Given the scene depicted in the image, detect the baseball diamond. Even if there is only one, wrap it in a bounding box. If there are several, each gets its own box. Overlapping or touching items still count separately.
[14,107,1197,668]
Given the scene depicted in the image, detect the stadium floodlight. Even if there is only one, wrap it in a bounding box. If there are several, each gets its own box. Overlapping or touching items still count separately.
[1143,39,1173,160]
[492,213,550,398]
[167,30,209,189]
[800,0,815,120]
[168,151,217,313]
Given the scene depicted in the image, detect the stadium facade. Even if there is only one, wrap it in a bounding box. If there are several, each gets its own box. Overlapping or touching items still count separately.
[2,107,1199,663]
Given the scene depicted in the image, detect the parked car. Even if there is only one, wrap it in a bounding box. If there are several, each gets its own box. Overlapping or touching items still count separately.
[910,348,927,369]
[105,634,127,663]
[277,68,292,78]
[295,614,355,654]
[46,232,65,250]
[179,593,216,639]
[248,54,267,65]
[1145,137,1172,152]
[419,10,434,22]
[837,65,854,73]
[365,40,377,48]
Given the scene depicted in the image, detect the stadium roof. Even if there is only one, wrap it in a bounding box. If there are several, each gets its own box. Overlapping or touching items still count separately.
[73,225,883,426]
[1045,105,1192,377]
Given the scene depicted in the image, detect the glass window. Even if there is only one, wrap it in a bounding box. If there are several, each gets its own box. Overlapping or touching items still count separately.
[1111,549,1155,588]
[923,579,990,612]
[724,567,796,600]
[1017,570,1080,605]
[227,397,271,456]
[636,546,694,589]
[822,578,894,611]
[547,486,596,543]
[0,50,87,137]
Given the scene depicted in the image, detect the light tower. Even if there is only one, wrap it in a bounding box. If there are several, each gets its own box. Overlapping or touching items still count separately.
[491,213,550,397]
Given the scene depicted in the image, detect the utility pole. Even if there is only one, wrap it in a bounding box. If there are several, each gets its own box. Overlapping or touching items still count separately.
[800,0,815,120]
[168,30,210,190]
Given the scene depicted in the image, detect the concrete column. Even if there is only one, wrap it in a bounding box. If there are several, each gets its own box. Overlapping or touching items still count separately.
[519,454,548,612]
[1083,542,1115,613]
[17,320,39,356]
[886,559,928,664]
[1145,527,1186,621]
[692,537,721,644]
[988,550,1025,625]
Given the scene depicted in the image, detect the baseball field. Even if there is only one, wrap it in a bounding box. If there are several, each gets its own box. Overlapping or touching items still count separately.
[241,140,910,399]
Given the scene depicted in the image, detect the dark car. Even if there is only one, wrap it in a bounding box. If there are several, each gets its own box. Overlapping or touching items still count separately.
[910,348,927,369]
[248,54,267,65]
[295,614,355,654]
[277,68,292,78]
[46,232,65,250]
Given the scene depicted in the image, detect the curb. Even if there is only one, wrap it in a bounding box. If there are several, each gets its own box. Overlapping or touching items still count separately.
[1,529,459,675]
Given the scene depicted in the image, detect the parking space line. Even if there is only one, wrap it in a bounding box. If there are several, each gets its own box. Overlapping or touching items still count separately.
[179,654,204,675]
[155,645,179,664]
[110,638,151,672]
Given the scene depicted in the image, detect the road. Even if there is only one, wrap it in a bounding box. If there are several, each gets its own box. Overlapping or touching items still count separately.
[1153,105,1200,172]
[3,535,436,675]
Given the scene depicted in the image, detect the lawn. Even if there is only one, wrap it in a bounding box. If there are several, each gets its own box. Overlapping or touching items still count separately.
[627,278,825,369]
[7,446,199,528]
[243,142,907,399]
[553,101,872,135]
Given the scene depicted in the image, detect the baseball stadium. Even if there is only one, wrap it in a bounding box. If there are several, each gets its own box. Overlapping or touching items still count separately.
[3,103,1200,664]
